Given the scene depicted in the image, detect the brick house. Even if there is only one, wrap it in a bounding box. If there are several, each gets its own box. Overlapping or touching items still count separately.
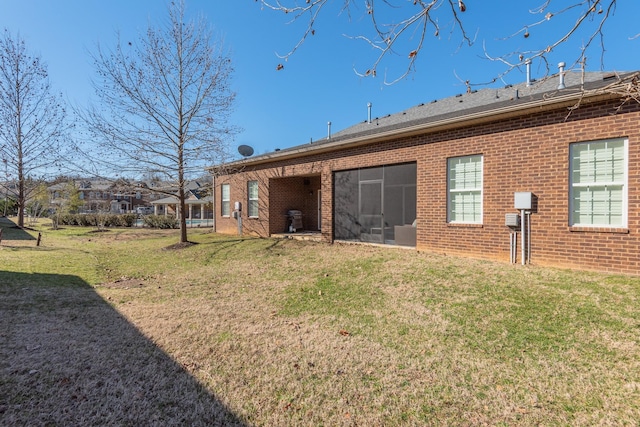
[48,178,155,214]
[209,70,640,275]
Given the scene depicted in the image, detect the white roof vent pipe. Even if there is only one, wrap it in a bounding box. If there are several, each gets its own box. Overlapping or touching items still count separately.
[327,121,331,140]
[558,62,566,90]
[525,59,532,87]
[367,102,372,124]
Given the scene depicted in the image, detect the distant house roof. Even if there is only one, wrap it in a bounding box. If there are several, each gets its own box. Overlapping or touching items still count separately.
[211,70,637,170]
[151,188,211,205]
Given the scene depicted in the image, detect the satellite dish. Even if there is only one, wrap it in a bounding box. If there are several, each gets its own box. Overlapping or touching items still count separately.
[238,145,254,157]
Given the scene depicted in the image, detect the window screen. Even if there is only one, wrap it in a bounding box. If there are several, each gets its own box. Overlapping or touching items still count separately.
[447,155,483,223]
[248,181,258,217]
[221,184,230,217]
[570,139,626,226]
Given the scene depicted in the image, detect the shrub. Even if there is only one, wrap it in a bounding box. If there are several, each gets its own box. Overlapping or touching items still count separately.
[118,214,137,227]
[143,215,178,229]
[54,213,139,228]
[57,213,77,226]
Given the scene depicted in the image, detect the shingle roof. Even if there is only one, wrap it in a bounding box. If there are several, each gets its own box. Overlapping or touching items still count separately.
[215,69,635,168]
[330,71,611,141]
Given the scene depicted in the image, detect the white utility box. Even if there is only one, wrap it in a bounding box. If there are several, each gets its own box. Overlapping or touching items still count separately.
[514,192,533,210]
[505,213,520,227]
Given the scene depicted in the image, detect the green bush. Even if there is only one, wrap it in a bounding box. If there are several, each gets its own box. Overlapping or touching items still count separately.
[143,215,178,229]
[57,213,77,226]
[118,214,137,227]
[55,213,139,228]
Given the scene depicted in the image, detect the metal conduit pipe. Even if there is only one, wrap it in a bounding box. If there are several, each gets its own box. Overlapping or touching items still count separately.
[519,210,523,265]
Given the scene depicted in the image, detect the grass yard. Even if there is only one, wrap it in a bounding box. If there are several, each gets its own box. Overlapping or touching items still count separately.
[1,218,639,426]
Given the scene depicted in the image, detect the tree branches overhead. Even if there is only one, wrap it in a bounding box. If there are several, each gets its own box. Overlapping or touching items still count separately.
[260,0,619,84]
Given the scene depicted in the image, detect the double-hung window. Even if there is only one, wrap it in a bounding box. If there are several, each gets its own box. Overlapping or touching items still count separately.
[447,154,483,223]
[247,181,258,218]
[221,184,230,217]
[570,138,627,227]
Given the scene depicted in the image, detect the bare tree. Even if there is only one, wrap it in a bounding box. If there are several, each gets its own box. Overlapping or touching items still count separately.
[84,0,238,244]
[0,30,69,227]
[260,0,622,85]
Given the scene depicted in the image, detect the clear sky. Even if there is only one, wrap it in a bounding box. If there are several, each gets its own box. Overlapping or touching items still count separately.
[2,1,639,160]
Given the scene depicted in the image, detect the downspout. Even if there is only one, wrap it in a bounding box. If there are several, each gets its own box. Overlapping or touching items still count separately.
[521,209,526,266]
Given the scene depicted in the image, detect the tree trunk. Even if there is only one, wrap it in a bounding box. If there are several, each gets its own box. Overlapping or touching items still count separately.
[178,186,188,243]
[17,160,24,228]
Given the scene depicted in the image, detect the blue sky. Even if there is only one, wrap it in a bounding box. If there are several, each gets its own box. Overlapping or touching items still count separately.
[2,1,639,159]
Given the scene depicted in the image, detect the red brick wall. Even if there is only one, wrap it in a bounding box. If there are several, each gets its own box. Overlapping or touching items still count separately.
[215,99,640,274]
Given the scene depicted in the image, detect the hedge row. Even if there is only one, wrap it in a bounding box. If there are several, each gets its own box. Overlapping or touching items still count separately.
[56,213,138,228]
[54,213,179,229]
[142,215,179,229]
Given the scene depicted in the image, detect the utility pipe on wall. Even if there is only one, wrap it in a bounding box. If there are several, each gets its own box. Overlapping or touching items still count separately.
[510,231,517,264]
[527,211,531,264]
[521,209,526,266]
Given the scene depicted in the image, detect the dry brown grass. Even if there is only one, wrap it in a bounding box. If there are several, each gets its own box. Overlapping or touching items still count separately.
[1,223,639,426]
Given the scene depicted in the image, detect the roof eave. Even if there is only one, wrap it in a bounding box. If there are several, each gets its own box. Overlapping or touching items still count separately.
[209,90,620,171]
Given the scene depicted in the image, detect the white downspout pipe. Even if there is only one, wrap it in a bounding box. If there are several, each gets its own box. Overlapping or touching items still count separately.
[521,209,526,265]
[527,212,531,263]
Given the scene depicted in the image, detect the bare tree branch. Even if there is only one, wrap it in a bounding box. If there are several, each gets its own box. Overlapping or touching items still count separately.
[81,0,239,243]
[0,29,72,227]
[259,0,624,85]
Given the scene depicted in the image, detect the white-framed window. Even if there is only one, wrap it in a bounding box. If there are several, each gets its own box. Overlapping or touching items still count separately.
[570,138,627,227]
[221,184,230,217]
[447,154,483,223]
[247,181,258,218]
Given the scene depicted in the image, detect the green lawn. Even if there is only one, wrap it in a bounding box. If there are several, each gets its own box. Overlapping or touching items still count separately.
[1,218,639,426]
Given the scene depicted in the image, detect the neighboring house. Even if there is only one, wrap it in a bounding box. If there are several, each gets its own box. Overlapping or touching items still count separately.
[48,178,156,214]
[209,68,640,275]
[150,180,213,220]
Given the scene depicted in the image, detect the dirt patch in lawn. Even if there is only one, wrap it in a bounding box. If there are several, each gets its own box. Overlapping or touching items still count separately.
[100,277,148,289]
[163,241,198,250]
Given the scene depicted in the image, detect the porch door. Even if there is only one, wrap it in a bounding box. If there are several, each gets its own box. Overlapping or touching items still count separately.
[359,180,383,243]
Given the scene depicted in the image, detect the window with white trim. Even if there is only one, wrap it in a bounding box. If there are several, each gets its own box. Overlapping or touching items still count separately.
[247,181,258,218]
[221,184,230,217]
[570,138,627,227]
[447,154,483,223]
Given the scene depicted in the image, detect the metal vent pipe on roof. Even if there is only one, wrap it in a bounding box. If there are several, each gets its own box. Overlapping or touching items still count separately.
[327,121,331,140]
[367,102,372,124]
[525,59,532,87]
[558,62,566,89]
